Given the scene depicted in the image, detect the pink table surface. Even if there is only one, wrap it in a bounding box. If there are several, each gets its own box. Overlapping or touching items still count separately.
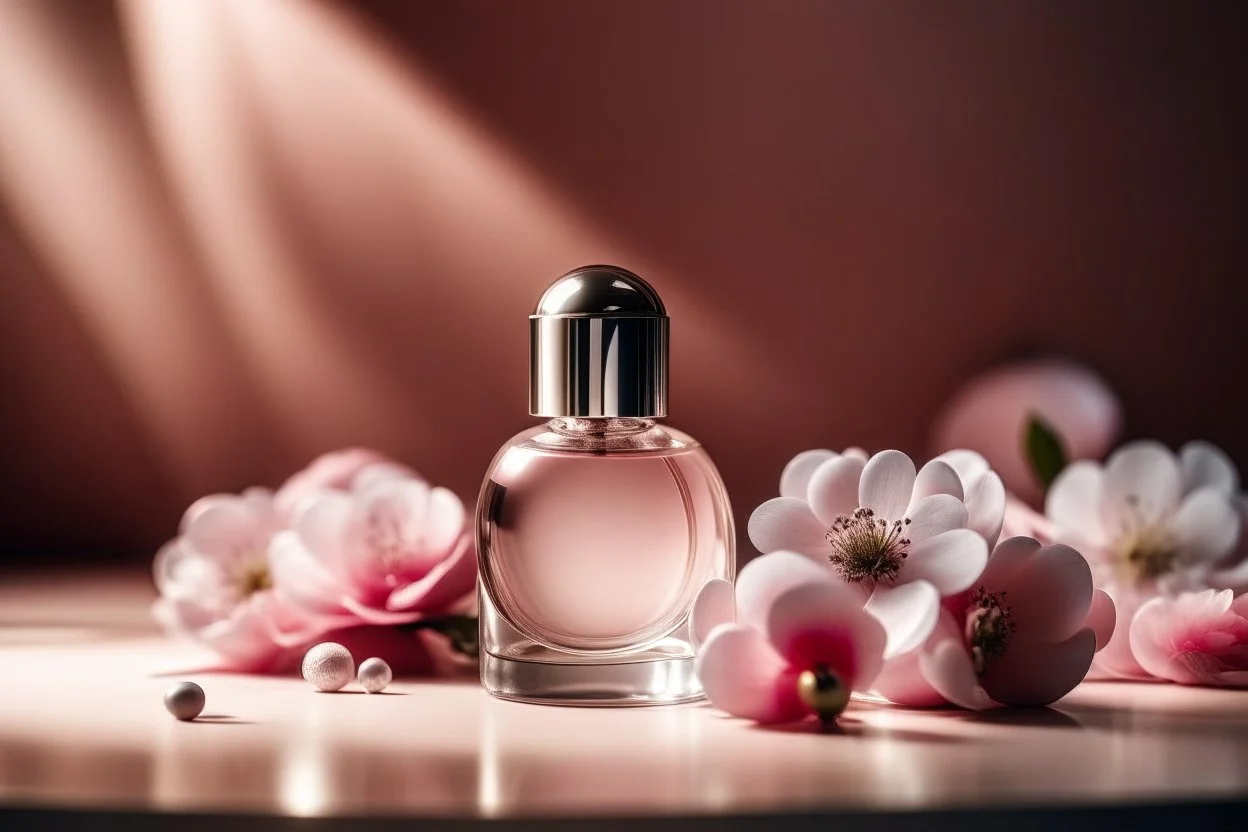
[1,569,1247,827]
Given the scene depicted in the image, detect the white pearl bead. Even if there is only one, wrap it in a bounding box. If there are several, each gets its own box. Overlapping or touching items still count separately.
[164,681,206,721]
[302,642,354,692]
[357,657,392,693]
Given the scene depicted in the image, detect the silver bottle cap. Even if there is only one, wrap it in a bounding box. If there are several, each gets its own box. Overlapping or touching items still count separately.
[529,265,669,418]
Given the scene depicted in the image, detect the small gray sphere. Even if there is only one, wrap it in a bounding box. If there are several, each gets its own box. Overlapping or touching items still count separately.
[357,657,392,693]
[164,681,206,721]
[302,642,354,691]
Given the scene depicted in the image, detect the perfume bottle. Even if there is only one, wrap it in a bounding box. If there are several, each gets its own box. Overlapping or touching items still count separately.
[476,265,735,706]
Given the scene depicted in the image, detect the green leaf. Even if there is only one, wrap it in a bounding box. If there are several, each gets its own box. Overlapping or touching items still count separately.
[1024,414,1068,492]
[401,614,479,659]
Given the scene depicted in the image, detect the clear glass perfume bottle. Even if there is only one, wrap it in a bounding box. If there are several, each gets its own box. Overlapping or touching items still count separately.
[477,265,735,706]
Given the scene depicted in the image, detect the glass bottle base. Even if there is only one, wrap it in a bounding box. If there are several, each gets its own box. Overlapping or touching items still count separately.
[481,649,704,707]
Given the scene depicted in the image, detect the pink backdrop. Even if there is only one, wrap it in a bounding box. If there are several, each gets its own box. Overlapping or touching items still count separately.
[1,0,1244,560]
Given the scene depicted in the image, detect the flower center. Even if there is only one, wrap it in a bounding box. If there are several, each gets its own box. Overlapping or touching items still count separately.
[1115,495,1179,583]
[825,507,911,584]
[965,586,1014,675]
[238,561,272,598]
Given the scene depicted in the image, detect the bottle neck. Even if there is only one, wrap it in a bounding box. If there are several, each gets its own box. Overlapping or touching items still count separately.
[534,417,675,452]
[547,417,658,437]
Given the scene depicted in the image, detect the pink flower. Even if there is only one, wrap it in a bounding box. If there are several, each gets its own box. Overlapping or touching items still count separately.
[691,551,886,724]
[268,471,476,636]
[274,448,414,519]
[1128,590,1248,687]
[153,488,318,671]
[931,359,1122,504]
[873,537,1115,709]
[1045,440,1242,679]
[748,449,1001,658]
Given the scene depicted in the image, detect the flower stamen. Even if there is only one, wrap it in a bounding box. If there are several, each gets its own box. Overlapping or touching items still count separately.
[966,586,1014,675]
[238,561,272,598]
[825,507,911,584]
[1116,494,1179,582]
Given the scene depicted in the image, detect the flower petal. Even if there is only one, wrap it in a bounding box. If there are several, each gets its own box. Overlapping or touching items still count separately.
[268,530,348,616]
[899,529,987,595]
[911,460,965,504]
[780,450,837,499]
[935,449,991,484]
[1045,461,1108,546]
[735,550,835,630]
[979,535,1040,591]
[1086,588,1116,651]
[1090,584,1152,680]
[384,534,477,612]
[919,625,997,710]
[904,494,969,545]
[964,471,1006,548]
[1170,486,1241,567]
[183,501,255,561]
[980,628,1097,707]
[1180,441,1240,497]
[807,455,866,526]
[747,497,828,559]
[865,580,941,659]
[1101,440,1182,533]
[1001,494,1057,543]
[291,491,354,573]
[690,578,736,649]
[423,486,469,555]
[193,594,292,672]
[695,624,807,723]
[180,494,243,534]
[870,648,948,707]
[765,582,886,690]
[859,450,917,522]
[352,462,421,492]
[989,543,1094,644]
[340,595,424,625]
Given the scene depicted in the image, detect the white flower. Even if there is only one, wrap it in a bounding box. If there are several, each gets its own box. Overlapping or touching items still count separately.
[1045,440,1241,589]
[747,448,1004,658]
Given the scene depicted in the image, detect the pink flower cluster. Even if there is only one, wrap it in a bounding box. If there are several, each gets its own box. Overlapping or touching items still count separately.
[698,446,1114,724]
[936,360,1248,689]
[1007,440,1248,686]
[153,449,477,673]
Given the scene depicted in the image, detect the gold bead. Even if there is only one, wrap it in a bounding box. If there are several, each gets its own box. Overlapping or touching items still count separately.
[797,666,849,722]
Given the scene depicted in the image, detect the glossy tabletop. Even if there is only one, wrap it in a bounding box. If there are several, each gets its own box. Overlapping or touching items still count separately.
[2,570,1247,827]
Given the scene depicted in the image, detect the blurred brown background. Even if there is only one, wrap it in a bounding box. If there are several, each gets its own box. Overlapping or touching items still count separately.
[1,0,1245,562]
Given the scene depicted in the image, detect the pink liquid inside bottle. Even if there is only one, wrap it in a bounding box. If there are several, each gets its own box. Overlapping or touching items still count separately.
[477,267,734,705]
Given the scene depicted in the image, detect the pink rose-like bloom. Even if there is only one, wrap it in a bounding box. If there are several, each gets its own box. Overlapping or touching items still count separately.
[691,551,886,724]
[1129,590,1248,687]
[268,471,476,638]
[873,537,1115,709]
[153,488,318,671]
[748,448,1003,659]
[274,448,415,519]
[931,359,1122,505]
